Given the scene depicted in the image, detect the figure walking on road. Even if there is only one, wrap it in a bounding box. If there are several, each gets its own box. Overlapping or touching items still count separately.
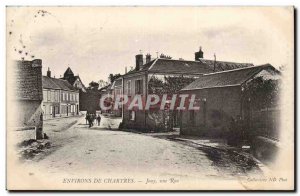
[97,114,101,126]
[88,114,93,128]
[85,113,89,125]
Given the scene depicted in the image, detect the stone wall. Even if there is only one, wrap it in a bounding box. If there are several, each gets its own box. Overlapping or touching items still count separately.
[180,86,242,137]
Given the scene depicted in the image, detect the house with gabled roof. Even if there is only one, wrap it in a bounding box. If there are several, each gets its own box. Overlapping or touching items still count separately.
[179,64,281,140]
[42,68,80,119]
[120,47,255,131]
[60,67,87,111]
[61,67,87,92]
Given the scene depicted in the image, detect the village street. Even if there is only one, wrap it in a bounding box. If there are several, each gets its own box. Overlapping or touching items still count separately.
[22,114,263,184]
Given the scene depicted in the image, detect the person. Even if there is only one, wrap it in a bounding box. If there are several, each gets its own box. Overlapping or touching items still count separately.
[96,114,101,126]
[85,113,89,125]
[87,114,92,128]
[91,114,95,127]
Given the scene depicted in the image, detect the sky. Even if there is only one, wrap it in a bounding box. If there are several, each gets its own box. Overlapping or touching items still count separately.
[7,7,294,86]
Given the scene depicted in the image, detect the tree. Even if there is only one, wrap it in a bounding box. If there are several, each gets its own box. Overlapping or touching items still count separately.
[108,73,121,83]
[88,81,99,90]
[242,76,281,110]
[98,79,109,89]
[148,75,195,95]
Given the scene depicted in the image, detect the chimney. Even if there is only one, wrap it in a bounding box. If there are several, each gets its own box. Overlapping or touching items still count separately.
[47,67,51,77]
[146,53,151,64]
[125,66,127,74]
[195,46,204,61]
[135,54,143,71]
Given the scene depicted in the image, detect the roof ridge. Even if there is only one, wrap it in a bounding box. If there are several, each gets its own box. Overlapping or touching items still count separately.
[200,58,253,65]
[157,58,201,63]
[157,57,253,65]
[202,64,268,76]
[43,75,77,91]
[181,64,275,91]
[44,75,70,83]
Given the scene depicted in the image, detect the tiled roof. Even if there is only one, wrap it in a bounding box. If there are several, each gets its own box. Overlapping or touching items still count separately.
[65,75,83,85]
[181,64,279,91]
[43,76,77,91]
[198,59,253,71]
[125,58,254,76]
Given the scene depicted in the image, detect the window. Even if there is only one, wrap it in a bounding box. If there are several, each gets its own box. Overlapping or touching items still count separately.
[51,91,55,101]
[127,80,131,95]
[43,91,47,101]
[55,91,59,101]
[130,110,135,121]
[50,106,53,115]
[135,79,143,94]
[47,91,51,101]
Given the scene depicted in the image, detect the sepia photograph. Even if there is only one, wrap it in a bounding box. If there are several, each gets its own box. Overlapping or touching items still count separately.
[6,6,295,191]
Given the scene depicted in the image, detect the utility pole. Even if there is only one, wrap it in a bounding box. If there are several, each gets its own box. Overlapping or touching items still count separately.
[213,53,216,71]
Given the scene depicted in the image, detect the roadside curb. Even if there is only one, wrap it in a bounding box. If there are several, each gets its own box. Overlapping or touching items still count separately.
[43,114,84,122]
[169,137,271,174]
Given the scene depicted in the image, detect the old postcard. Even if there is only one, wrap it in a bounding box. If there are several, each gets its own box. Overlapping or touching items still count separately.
[6,6,294,191]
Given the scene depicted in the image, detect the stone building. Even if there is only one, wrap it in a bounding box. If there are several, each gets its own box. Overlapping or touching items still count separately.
[179,64,281,138]
[120,48,254,131]
[8,59,44,139]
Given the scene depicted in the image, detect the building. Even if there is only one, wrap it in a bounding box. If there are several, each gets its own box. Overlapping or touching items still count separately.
[101,78,123,116]
[112,78,123,117]
[179,64,281,139]
[61,67,86,92]
[8,59,44,139]
[61,67,87,111]
[42,68,80,119]
[80,88,101,114]
[120,48,254,131]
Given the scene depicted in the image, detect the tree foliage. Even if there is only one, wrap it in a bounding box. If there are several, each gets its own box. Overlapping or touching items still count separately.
[148,75,196,95]
[242,77,281,110]
[109,73,121,83]
[98,79,109,89]
[87,81,99,90]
